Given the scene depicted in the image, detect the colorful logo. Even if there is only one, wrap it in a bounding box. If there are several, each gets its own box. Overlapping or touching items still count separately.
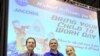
[15,0,28,6]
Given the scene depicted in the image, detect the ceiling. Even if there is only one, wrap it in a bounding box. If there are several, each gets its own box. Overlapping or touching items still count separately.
[64,0,100,8]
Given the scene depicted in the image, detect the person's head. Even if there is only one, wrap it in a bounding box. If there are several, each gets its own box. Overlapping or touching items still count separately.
[26,37,36,52]
[49,38,58,51]
[66,46,76,56]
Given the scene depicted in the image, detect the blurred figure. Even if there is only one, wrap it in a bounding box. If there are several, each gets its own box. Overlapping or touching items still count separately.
[19,37,41,56]
[37,38,49,54]
[44,38,63,56]
[66,46,76,56]
[12,20,29,52]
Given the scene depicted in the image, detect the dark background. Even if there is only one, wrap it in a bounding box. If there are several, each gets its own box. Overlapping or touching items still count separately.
[0,0,100,56]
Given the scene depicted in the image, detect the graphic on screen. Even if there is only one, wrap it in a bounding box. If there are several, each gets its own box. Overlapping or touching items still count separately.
[7,0,100,56]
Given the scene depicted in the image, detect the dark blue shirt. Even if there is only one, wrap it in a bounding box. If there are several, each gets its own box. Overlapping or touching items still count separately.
[44,50,64,56]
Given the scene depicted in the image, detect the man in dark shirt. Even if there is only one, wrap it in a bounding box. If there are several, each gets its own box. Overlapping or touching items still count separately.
[44,38,63,56]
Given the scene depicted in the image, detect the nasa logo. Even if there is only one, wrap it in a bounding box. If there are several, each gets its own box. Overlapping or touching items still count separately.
[15,0,28,6]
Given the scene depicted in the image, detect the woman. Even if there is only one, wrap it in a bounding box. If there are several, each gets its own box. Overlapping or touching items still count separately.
[66,46,76,56]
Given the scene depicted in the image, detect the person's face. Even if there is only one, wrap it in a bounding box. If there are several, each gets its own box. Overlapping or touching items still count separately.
[26,39,36,51]
[66,47,75,56]
[49,40,58,50]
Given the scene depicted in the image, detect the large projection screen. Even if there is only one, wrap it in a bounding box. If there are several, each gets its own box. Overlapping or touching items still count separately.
[7,0,100,56]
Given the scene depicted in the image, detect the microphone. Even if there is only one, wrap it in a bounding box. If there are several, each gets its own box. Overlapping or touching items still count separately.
[27,52,33,56]
[26,50,34,56]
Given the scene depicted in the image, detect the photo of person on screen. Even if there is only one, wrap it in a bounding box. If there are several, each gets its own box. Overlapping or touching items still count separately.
[12,20,29,52]
[44,38,64,56]
[37,38,49,54]
[66,46,76,56]
[18,37,41,56]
